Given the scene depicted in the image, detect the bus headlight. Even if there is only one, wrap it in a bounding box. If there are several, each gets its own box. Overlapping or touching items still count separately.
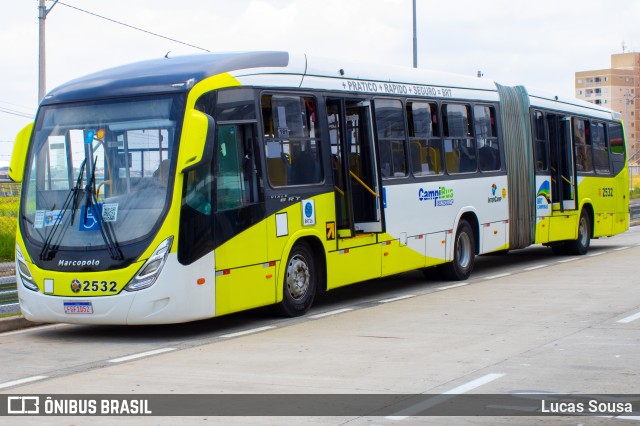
[16,244,39,292]
[125,236,173,292]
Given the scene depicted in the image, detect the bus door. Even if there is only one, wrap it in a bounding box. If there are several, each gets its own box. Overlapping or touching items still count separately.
[326,98,383,289]
[327,98,384,237]
[547,114,578,240]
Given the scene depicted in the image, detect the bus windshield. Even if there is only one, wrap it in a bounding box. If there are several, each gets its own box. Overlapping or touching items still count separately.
[21,94,184,257]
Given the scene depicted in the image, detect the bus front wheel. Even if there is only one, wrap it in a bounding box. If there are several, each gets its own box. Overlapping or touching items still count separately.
[276,241,317,317]
[440,219,476,281]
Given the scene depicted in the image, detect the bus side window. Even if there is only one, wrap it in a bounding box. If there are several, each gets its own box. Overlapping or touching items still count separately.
[407,101,443,176]
[474,105,501,172]
[591,122,610,174]
[442,103,476,174]
[573,117,593,173]
[374,99,407,179]
[608,122,625,176]
[261,94,323,187]
[533,110,549,171]
[215,124,262,212]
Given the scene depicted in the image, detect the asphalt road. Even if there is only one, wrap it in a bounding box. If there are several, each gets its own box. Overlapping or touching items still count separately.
[1,228,640,425]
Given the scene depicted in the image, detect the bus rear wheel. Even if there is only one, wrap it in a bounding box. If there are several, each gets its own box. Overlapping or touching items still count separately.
[276,241,317,317]
[440,219,475,281]
[565,210,591,255]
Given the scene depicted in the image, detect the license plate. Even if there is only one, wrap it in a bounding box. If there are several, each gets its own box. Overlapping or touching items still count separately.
[63,301,93,314]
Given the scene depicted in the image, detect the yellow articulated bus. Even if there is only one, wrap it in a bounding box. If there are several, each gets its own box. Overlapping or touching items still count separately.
[9,52,628,324]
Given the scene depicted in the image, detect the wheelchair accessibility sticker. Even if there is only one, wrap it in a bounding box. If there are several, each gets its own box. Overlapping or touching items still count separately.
[79,203,118,231]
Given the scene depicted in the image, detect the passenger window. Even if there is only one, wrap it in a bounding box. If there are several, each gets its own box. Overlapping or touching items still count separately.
[533,110,549,171]
[374,99,407,179]
[474,105,501,172]
[609,123,625,155]
[442,103,476,174]
[215,124,262,212]
[261,95,323,186]
[608,122,625,176]
[406,101,443,176]
[590,122,610,174]
[573,117,593,172]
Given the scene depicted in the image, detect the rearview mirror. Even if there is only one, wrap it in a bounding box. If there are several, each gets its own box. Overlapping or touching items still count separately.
[9,122,34,183]
[180,110,215,173]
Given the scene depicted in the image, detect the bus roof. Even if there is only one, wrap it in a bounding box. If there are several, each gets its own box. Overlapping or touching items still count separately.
[39,51,620,122]
[41,51,291,104]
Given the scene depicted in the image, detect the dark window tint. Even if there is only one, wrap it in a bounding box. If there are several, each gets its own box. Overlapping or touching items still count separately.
[609,122,625,176]
[573,118,593,173]
[261,95,323,186]
[474,105,501,172]
[590,122,610,174]
[442,103,476,174]
[609,123,625,155]
[216,124,262,212]
[375,99,407,179]
[407,102,443,176]
[216,89,256,121]
[533,110,549,171]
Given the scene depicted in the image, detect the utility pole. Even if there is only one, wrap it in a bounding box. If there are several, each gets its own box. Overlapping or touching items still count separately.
[38,0,59,103]
[412,0,417,68]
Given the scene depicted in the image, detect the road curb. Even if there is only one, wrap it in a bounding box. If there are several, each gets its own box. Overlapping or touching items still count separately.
[0,316,44,333]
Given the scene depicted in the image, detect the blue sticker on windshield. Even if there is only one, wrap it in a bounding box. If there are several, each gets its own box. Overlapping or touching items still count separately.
[79,204,102,231]
[85,130,95,144]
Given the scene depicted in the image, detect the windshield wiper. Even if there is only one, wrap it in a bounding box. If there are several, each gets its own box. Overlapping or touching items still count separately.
[40,160,86,261]
[83,159,124,261]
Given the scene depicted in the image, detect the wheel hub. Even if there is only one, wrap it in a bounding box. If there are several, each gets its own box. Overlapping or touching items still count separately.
[457,232,472,269]
[286,255,310,300]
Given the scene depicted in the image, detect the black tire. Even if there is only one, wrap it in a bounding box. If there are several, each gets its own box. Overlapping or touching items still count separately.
[565,210,591,255]
[440,219,476,281]
[275,241,317,317]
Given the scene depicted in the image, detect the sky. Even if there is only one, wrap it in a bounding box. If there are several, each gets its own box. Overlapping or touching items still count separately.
[1,0,639,165]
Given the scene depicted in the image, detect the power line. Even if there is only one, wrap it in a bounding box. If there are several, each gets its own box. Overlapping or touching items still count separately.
[57,2,210,53]
[0,107,34,119]
[0,100,34,113]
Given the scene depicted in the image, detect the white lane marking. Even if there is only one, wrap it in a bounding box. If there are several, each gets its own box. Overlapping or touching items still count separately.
[617,312,640,324]
[221,326,276,338]
[524,264,548,271]
[613,246,630,251]
[309,308,353,319]
[443,373,506,394]
[108,348,176,363]
[557,258,579,263]
[386,373,505,420]
[0,375,48,389]
[484,273,511,280]
[437,283,468,291]
[379,295,416,303]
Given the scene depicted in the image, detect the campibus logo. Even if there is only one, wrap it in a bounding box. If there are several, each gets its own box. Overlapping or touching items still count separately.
[488,184,503,203]
[418,186,454,207]
[71,279,81,293]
